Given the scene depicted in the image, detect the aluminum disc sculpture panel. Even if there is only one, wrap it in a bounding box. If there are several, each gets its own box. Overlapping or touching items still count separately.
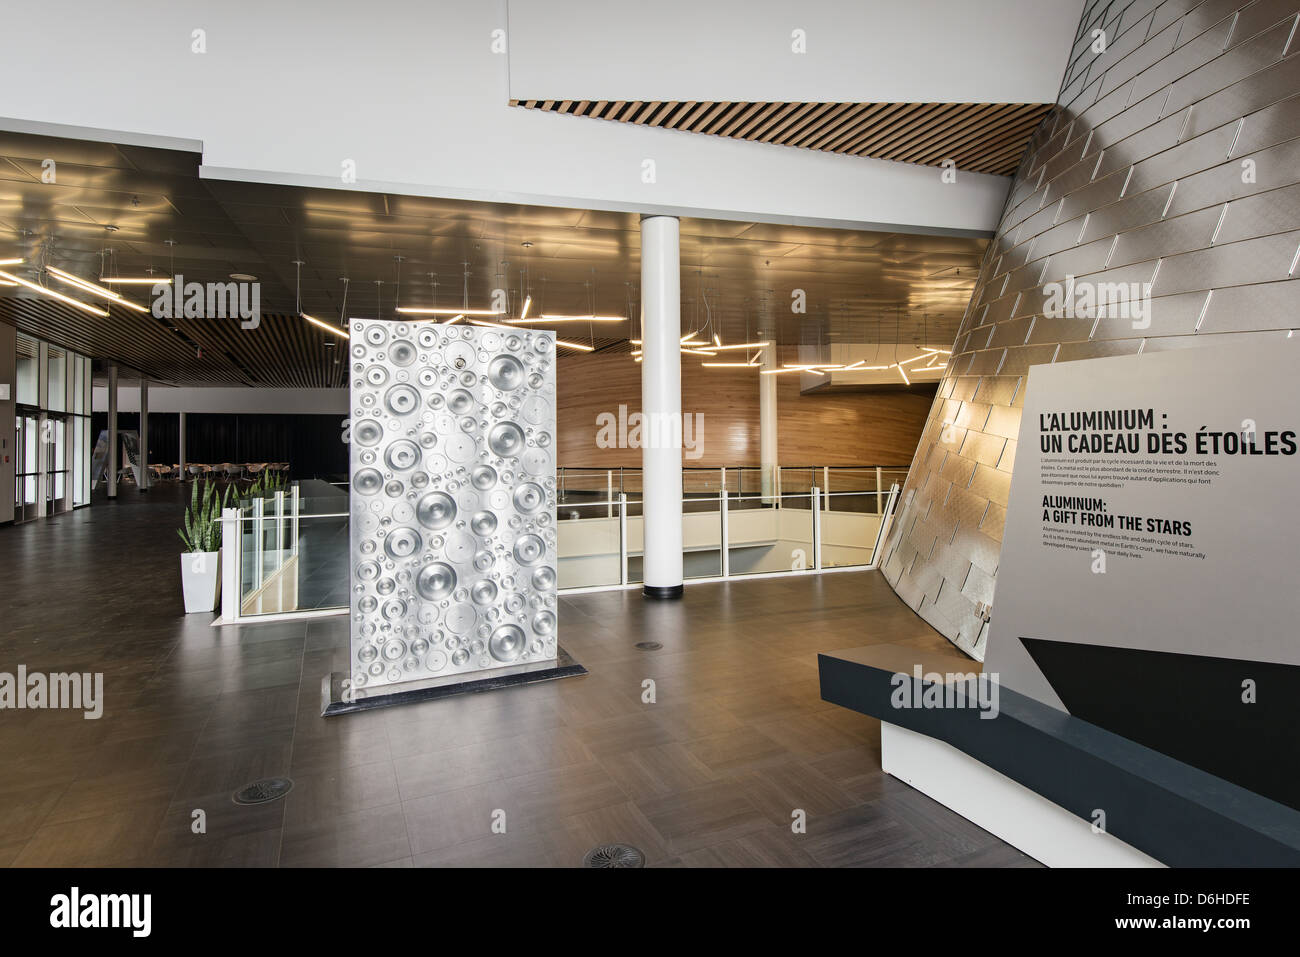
[348,319,558,692]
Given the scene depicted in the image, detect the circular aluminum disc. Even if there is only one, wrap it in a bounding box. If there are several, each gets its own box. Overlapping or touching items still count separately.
[415,491,456,530]
[448,389,475,414]
[426,649,448,672]
[471,464,497,490]
[356,560,381,582]
[385,384,420,415]
[354,468,383,495]
[384,527,422,560]
[521,394,550,425]
[488,421,526,457]
[531,565,557,591]
[489,624,527,662]
[445,531,476,564]
[470,579,498,606]
[487,354,526,390]
[521,448,551,475]
[354,419,384,447]
[384,439,421,471]
[445,341,476,369]
[469,510,498,536]
[512,482,545,514]
[389,339,417,366]
[415,562,456,601]
[531,611,556,636]
[446,604,476,634]
[364,325,388,346]
[513,534,546,566]
[445,433,477,464]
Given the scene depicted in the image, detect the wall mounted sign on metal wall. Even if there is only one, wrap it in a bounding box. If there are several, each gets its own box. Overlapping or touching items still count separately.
[347,319,558,692]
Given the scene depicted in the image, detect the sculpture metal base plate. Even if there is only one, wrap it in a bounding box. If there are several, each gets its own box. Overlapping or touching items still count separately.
[321,646,586,716]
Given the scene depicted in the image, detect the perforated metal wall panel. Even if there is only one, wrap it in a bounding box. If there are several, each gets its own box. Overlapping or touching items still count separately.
[347,320,559,690]
[883,0,1300,660]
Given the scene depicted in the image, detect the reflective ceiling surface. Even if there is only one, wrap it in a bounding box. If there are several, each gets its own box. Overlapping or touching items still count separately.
[0,129,990,387]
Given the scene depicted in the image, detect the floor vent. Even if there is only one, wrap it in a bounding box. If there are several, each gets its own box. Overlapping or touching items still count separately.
[583,843,646,868]
[232,777,294,805]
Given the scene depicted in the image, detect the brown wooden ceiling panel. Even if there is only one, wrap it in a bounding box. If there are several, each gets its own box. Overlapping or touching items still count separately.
[511,100,1052,176]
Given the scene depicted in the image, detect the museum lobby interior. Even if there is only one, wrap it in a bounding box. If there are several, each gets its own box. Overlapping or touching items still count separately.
[1,0,1298,872]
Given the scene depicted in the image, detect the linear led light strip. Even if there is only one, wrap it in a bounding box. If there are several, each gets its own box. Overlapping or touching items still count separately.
[100,276,172,284]
[396,306,502,316]
[0,269,108,316]
[0,257,21,285]
[301,313,351,339]
[508,313,625,324]
[46,266,148,312]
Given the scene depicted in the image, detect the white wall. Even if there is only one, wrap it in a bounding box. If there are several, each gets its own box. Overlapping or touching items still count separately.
[0,0,1070,235]
[508,0,1085,103]
[93,386,346,416]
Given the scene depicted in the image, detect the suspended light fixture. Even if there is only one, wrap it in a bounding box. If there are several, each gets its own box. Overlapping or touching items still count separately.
[0,270,108,316]
[301,313,351,339]
[396,306,502,316]
[0,257,24,266]
[556,339,594,352]
[514,313,625,323]
[518,295,531,321]
[45,266,149,312]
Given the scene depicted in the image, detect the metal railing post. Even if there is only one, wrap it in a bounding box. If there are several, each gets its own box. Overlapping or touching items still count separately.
[290,484,300,557]
[619,492,629,586]
[823,466,830,511]
[607,469,613,519]
[812,485,823,570]
[274,489,285,569]
[220,506,241,622]
[253,497,265,589]
[720,467,729,579]
[876,466,884,514]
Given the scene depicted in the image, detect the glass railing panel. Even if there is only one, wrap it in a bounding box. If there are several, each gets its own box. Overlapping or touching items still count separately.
[727,488,815,575]
[820,490,885,569]
[557,500,623,589]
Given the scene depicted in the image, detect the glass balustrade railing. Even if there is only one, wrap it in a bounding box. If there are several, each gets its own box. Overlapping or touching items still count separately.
[218,467,904,622]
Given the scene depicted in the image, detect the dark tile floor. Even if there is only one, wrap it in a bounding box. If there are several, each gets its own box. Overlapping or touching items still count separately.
[0,485,1036,867]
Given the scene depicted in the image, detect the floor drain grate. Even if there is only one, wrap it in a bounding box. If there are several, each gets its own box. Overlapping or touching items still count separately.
[583,843,646,868]
[232,777,294,806]
[635,641,662,651]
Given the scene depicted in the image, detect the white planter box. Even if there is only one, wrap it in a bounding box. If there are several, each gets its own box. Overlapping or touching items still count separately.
[181,551,222,614]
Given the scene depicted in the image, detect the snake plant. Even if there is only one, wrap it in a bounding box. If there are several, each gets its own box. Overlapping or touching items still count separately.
[178,478,231,553]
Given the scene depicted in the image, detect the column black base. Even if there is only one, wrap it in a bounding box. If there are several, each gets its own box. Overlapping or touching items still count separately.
[643,584,684,600]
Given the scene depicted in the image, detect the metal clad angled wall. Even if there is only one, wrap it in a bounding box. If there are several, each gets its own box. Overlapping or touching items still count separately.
[882,0,1300,659]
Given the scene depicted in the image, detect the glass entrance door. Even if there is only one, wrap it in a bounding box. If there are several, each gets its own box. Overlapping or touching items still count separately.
[15,411,40,523]
[44,414,68,515]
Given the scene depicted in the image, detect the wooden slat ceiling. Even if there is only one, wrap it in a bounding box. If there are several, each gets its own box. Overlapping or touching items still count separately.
[0,128,986,387]
[510,101,1053,176]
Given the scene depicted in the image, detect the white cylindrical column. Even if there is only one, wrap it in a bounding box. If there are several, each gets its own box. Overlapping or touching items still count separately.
[640,214,683,599]
[760,340,778,503]
[107,364,118,499]
[139,378,150,491]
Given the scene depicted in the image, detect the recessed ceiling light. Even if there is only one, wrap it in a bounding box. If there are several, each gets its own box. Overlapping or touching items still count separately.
[521,241,533,248]
[230,272,257,281]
